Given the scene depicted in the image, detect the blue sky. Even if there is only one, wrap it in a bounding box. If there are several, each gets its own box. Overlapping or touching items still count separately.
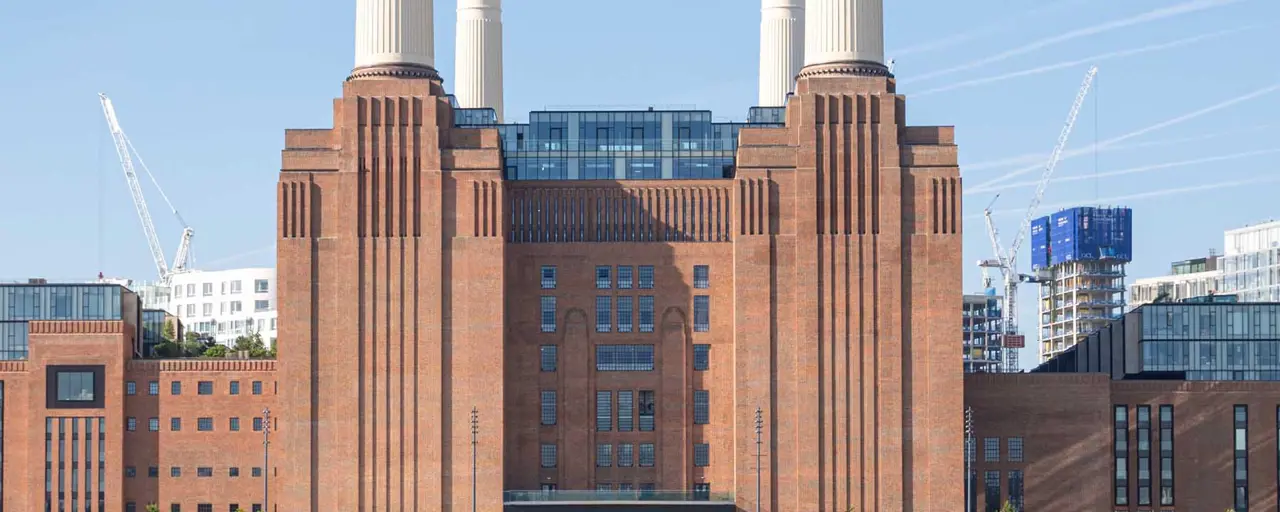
[1,0,1276,366]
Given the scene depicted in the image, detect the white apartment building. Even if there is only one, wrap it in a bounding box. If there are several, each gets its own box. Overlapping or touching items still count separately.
[166,267,277,347]
[1128,220,1280,308]
[1129,255,1223,309]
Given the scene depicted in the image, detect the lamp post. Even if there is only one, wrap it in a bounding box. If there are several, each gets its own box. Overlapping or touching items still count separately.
[263,407,272,512]
[471,407,479,512]
[964,406,973,512]
[754,407,763,512]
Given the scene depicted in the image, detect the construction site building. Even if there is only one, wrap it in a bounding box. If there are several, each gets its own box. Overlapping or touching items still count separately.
[1031,206,1133,363]
[963,291,1005,372]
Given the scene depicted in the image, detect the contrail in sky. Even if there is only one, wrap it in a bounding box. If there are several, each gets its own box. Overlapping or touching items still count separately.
[967,176,1280,220]
[969,149,1280,195]
[902,0,1248,85]
[961,125,1275,173]
[891,0,1088,57]
[912,27,1253,97]
[967,83,1280,192]
[201,245,276,268]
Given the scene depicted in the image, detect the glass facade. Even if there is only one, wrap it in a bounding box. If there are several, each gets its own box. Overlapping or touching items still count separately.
[454,107,785,181]
[0,285,132,360]
[1140,303,1280,380]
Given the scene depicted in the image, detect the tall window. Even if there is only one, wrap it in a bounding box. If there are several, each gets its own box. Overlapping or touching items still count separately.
[639,443,655,467]
[983,438,999,462]
[596,266,612,289]
[693,390,710,424]
[540,266,557,289]
[638,266,654,289]
[596,444,612,467]
[693,265,709,289]
[540,444,557,468]
[540,296,557,333]
[1007,437,1023,462]
[693,296,710,332]
[1234,405,1248,511]
[617,296,633,333]
[1160,404,1174,506]
[618,443,634,467]
[617,391,634,432]
[1008,470,1024,511]
[540,391,557,426]
[596,391,613,431]
[983,470,1000,512]
[694,443,710,467]
[638,390,656,431]
[1115,405,1129,506]
[596,296,612,332]
[693,344,710,371]
[1137,405,1152,505]
[639,296,655,333]
[540,345,557,372]
[617,266,633,289]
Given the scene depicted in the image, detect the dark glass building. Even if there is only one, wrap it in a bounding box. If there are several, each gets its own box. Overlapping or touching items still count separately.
[0,283,134,360]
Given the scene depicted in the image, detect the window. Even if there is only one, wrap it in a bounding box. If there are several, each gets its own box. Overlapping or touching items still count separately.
[597,391,613,431]
[1234,405,1248,511]
[693,296,710,332]
[618,443,634,467]
[229,505,239,512]
[171,381,182,395]
[148,381,159,395]
[1007,437,1023,462]
[617,296,633,332]
[596,344,655,371]
[596,266,612,289]
[693,265,709,288]
[639,443,656,467]
[1137,406,1152,506]
[1115,405,1129,506]
[1008,470,1024,511]
[125,466,136,478]
[540,345,558,372]
[171,418,181,431]
[694,344,710,371]
[230,467,240,477]
[252,467,262,477]
[230,301,242,313]
[230,381,240,395]
[254,300,270,312]
[694,390,710,424]
[617,266,633,289]
[230,281,242,294]
[639,296,655,332]
[540,296,557,333]
[198,417,213,432]
[203,283,214,296]
[694,443,710,467]
[596,296,612,332]
[540,444,557,468]
[596,444,613,467]
[252,381,263,395]
[638,390,656,431]
[186,284,195,296]
[127,503,137,512]
[172,505,181,512]
[618,391,634,432]
[253,417,263,432]
[55,371,95,402]
[126,381,136,396]
[171,466,182,477]
[186,304,195,317]
[254,279,269,293]
[148,418,159,432]
[984,470,1000,512]
[197,467,213,478]
[983,437,999,462]
[230,417,240,431]
[638,266,654,289]
[1160,404,1174,505]
[202,303,213,316]
[198,381,213,395]
[540,266,557,289]
[541,390,557,425]
[126,417,137,432]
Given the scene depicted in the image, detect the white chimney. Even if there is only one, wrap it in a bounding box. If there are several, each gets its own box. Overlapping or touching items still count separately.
[758,0,805,107]
[455,0,505,122]
[803,0,885,70]
[353,0,435,72]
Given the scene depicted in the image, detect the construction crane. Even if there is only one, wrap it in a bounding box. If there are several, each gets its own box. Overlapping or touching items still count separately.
[99,93,194,285]
[977,65,1098,372]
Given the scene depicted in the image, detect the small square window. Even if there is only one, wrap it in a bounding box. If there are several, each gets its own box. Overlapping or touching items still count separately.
[693,265,710,289]
[638,266,655,289]
[125,381,137,396]
[171,418,182,431]
[253,417,264,432]
[126,417,137,432]
[255,279,270,293]
[148,418,160,432]
[255,300,270,312]
[230,417,241,431]
[148,381,160,395]
[148,466,159,478]
[198,417,213,431]
[596,266,612,289]
[230,381,240,395]
[125,466,137,478]
[171,381,182,395]
[252,467,263,477]
[252,381,263,395]
[617,266,634,289]
[541,266,557,289]
[171,466,182,478]
[198,381,213,395]
[230,467,240,477]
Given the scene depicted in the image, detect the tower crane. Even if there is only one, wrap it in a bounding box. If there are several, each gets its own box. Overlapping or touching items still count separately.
[99,93,194,285]
[977,65,1098,372]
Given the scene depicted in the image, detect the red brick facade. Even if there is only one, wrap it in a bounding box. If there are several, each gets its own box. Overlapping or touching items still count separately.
[273,69,964,512]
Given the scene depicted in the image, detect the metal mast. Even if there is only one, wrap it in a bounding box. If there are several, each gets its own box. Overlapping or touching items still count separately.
[978,65,1098,372]
[99,93,194,284]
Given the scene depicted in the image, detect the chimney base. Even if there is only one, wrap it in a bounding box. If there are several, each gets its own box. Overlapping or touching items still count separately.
[348,63,441,82]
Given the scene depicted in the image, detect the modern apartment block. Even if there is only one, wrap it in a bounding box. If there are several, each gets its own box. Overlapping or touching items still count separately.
[1129,253,1222,308]
[967,299,1280,511]
[165,268,277,347]
[963,292,1005,373]
[1221,220,1280,302]
[0,282,277,511]
[270,0,964,510]
[1030,206,1133,363]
